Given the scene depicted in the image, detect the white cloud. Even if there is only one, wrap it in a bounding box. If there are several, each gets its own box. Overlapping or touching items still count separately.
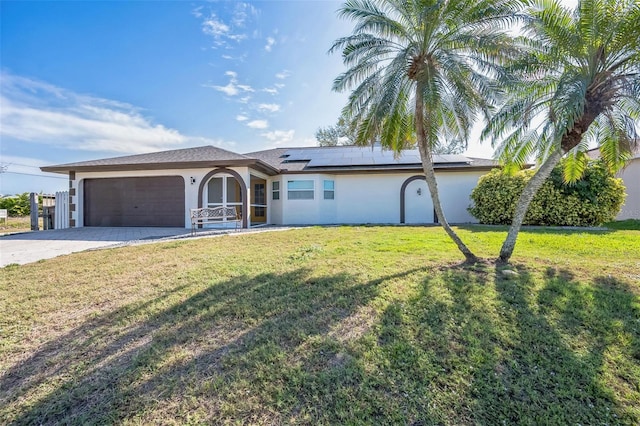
[232,2,259,27]
[204,71,254,97]
[275,70,291,80]
[257,103,280,113]
[262,87,279,95]
[261,129,295,146]
[236,114,249,121]
[239,96,251,104]
[221,54,246,62]
[265,37,276,52]
[197,3,259,49]
[202,15,230,37]
[0,71,233,155]
[247,120,269,129]
[191,6,204,19]
[236,84,254,92]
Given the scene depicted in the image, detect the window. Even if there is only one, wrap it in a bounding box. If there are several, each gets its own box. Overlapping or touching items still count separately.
[287,180,314,200]
[272,181,280,200]
[323,180,335,200]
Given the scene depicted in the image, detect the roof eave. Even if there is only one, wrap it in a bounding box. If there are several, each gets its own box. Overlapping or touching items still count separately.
[41,159,280,176]
[279,164,499,174]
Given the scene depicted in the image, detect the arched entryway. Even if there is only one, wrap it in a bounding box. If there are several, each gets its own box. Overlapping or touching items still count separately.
[198,168,248,228]
[400,175,437,224]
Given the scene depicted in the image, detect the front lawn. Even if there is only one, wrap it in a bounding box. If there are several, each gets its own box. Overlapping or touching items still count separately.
[1,226,639,425]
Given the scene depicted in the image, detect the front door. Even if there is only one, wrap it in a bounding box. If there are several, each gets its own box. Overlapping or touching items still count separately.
[250,175,267,225]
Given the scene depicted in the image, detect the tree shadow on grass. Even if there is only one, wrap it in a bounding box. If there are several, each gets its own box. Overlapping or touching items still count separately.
[355,265,639,424]
[3,263,637,425]
[1,267,426,425]
[468,266,639,424]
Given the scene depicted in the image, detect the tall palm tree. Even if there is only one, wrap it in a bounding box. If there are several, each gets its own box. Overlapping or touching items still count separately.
[331,0,520,263]
[485,0,640,263]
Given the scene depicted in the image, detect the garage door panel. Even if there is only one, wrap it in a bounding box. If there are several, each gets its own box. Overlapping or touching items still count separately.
[84,176,185,227]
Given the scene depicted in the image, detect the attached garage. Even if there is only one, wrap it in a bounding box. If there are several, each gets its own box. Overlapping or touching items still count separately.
[84,176,185,227]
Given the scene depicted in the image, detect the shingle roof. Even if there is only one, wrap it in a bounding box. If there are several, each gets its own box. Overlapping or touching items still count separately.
[244,148,292,169]
[47,145,250,168]
[42,144,500,174]
[41,145,279,175]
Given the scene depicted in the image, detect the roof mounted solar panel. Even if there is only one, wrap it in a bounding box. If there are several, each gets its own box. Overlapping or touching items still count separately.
[282,147,471,168]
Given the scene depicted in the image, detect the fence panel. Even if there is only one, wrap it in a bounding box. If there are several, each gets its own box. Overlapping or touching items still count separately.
[55,191,70,229]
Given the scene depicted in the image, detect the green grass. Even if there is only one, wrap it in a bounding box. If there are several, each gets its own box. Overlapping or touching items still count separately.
[604,219,640,231]
[1,226,639,425]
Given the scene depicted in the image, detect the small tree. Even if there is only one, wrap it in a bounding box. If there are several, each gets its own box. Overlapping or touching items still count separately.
[331,0,519,263]
[0,193,32,216]
[315,116,356,147]
[484,0,640,262]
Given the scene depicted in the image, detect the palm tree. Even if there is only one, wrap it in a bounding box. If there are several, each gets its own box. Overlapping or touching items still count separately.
[331,0,520,263]
[485,0,640,263]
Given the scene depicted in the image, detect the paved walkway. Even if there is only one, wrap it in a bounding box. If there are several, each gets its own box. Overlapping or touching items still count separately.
[0,227,230,267]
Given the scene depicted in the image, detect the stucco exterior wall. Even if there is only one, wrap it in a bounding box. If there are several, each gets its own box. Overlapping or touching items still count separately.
[73,167,252,228]
[617,157,640,220]
[276,171,486,225]
[72,167,489,227]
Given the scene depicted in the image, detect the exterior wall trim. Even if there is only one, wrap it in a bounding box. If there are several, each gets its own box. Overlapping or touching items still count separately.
[198,167,249,228]
[400,175,426,224]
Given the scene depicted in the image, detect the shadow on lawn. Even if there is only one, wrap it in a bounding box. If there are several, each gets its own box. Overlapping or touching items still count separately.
[363,266,638,424]
[2,264,638,424]
[1,267,420,425]
[472,266,638,424]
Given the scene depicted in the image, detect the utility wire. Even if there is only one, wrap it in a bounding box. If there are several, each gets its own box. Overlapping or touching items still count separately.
[0,162,43,169]
[0,171,68,179]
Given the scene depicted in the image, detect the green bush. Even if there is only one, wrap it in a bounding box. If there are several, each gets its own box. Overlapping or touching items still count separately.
[468,161,626,226]
[0,193,32,216]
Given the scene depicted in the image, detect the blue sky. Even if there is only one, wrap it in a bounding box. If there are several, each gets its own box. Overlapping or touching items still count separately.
[0,0,577,195]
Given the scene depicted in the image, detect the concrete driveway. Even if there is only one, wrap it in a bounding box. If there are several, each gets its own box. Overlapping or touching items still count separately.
[0,227,193,267]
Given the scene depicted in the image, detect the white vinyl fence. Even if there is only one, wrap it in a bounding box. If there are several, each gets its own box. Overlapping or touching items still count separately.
[55,191,70,229]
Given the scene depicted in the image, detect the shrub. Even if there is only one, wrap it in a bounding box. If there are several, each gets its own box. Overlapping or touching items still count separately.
[468,160,626,226]
[0,193,32,216]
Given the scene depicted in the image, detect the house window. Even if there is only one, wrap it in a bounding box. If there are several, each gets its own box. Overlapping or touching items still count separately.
[287,180,314,200]
[272,181,280,200]
[324,180,335,200]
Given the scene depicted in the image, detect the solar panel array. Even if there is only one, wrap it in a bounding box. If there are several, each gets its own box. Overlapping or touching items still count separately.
[282,147,471,168]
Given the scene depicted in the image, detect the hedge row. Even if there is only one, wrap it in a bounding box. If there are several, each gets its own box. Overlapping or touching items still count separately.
[468,161,626,226]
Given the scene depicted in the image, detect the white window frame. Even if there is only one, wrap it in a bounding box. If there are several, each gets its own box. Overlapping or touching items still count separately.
[323,180,335,200]
[287,180,314,200]
[272,181,280,201]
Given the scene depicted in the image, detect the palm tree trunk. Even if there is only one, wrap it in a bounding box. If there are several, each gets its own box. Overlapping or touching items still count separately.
[415,86,478,263]
[498,148,564,263]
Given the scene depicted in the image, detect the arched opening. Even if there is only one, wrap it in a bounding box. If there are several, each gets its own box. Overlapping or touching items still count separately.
[400,175,436,224]
[198,168,248,228]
